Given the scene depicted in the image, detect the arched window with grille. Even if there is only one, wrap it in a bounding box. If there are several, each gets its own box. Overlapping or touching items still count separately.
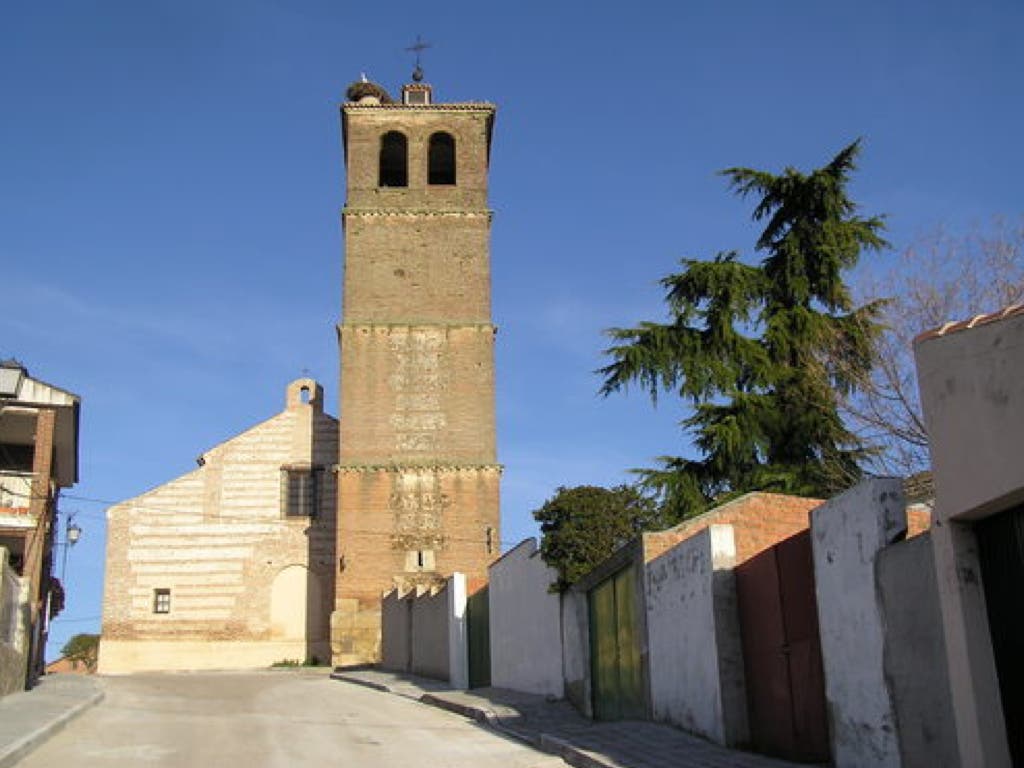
[428,132,456,185]
[379,131,408,187]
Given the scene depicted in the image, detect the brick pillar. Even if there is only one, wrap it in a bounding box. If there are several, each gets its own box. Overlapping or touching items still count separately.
[24,407,56,686]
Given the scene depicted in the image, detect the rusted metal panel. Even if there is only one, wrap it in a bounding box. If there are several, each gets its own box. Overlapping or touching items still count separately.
[736,547,792,754]
[776,530,829,760]
[736,530,829,762]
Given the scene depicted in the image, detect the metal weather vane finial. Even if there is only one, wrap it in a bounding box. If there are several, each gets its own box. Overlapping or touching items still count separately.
[405,34,432,82]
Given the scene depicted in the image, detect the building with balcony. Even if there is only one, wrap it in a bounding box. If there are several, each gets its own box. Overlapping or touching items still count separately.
[0,359,80,694]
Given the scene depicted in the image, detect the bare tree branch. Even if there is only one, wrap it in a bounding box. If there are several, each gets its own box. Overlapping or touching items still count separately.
[845,216,1024,476]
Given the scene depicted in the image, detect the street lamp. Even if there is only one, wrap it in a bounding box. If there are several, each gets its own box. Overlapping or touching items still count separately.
[60,513,82,582]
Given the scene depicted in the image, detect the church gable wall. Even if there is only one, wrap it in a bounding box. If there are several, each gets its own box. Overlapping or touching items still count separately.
[99,379,337,673]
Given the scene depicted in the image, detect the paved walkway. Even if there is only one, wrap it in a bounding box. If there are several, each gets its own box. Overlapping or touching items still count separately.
[0,668,814,767]
[0,674,104,767]
[332,667,808,768]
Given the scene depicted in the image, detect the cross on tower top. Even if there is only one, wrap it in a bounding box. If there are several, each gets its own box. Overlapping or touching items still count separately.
[405,34,432,82]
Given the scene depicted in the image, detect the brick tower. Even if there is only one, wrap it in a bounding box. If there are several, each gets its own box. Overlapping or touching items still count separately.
[331,75,500,664]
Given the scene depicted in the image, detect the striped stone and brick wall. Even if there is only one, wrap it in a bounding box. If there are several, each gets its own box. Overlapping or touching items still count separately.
[99,379,338,673]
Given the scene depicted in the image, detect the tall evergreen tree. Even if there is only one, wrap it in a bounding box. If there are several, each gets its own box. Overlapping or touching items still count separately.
[600,141,887,519]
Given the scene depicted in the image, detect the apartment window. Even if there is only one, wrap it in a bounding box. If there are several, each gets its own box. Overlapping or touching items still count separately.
[281,466,322,518]
[0,443,34,472]
[153,589,171,614]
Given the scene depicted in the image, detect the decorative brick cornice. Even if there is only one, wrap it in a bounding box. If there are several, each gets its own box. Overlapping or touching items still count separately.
[337,322,495,333]
[342,208,493,220]
[343,103,495,113]
[334,462,503,474]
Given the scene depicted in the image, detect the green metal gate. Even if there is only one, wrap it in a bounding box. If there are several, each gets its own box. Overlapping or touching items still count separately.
[589,565,644,720]
[466,585,491,689]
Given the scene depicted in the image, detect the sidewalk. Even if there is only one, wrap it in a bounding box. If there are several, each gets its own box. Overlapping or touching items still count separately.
[331,667,808,768]
[0,675,104,768]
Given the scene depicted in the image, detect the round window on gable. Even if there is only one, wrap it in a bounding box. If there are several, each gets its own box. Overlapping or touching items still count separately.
[428,132,456,185]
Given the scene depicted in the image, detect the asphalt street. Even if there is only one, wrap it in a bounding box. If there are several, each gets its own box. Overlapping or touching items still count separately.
[15,670,565,768]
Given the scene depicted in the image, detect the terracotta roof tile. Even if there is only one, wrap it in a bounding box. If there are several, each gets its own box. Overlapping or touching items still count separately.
[913,303,1024,346]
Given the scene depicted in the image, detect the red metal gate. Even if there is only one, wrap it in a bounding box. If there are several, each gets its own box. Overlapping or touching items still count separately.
[735,529,829,763]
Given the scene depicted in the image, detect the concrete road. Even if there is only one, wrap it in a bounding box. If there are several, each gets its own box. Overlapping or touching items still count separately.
[17,670,565,767]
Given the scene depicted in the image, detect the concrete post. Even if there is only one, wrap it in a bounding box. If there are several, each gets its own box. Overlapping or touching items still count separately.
[645,524,748,746]
[447,572,468,690]
[929,517,1010,767]
[811,478,905,768]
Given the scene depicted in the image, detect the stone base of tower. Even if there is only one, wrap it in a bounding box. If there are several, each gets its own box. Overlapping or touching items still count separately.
[330,598,382,667]
[331,464,501,667]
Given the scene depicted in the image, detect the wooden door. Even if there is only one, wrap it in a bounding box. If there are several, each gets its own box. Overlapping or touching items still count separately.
[735,529,829,762]
[589,565,644,720]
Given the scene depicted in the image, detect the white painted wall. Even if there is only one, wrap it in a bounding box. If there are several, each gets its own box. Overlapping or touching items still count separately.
[380,589,412,672]
[410,584,450,681]
[488,538,563,697]
[561,588,591,717]
[644,525,747,746]
[916,310,1024,523]
[811,478,904,768]
[447,573,468,690]
[915,310,1023,768]
[390,574,467,687]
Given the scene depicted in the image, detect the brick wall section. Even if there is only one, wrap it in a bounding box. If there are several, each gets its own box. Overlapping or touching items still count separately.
[333,465,499,662]
[643,493,823,566]
[338,324,496,463]
[640,493,931,569]
[100,380,338,672]
[24,408,55,611]
[343,106,492,211]
[342,216,492,323]
[906,504,932,538]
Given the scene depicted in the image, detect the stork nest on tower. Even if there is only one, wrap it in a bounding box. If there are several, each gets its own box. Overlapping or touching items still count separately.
[346,80,393,103]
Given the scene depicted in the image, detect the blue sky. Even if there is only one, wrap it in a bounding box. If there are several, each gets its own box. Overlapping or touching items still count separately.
[2,0,1021,659]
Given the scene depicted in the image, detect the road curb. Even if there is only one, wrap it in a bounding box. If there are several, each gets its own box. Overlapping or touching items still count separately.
[538,734,612,768]
[0,688,105,768]
[330,674,616,768]
[329,672,392,694]
[419,693,501,726]
[418,693,615,768]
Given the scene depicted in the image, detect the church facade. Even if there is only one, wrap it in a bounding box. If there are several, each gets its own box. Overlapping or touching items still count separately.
[99,74,500,671]
[99,380,338,672]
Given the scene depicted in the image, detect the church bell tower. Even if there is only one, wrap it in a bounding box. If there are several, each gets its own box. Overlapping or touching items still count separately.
[331,72,500,665]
